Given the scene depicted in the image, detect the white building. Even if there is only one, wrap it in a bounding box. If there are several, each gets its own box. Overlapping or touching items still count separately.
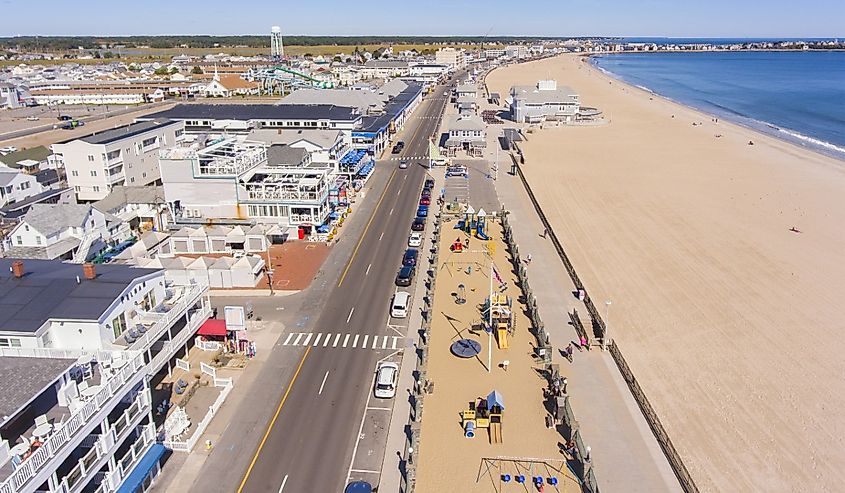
[0,169,46,208]
[435,47,467,70]
[52,120,185,201]
[0,258,212,493]
[444,115,487,157]
[510,80,581,124]
[358,60,411,79]
[3,203,130,261]
[270,26,285,58]
[159,138,332,230]
[92,185,171,234]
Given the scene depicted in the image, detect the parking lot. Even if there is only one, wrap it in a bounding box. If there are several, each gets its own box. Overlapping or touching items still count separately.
[443,159,501,212]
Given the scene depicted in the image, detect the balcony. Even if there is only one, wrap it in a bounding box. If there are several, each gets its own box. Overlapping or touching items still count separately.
[120,283,208,355]
[0,353,146,493]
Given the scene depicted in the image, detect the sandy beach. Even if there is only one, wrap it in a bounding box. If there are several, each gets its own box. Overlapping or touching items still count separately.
[486,54,845,492]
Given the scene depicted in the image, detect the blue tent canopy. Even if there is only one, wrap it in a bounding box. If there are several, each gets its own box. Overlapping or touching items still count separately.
[487,390,505,410]
[115,443,166,493]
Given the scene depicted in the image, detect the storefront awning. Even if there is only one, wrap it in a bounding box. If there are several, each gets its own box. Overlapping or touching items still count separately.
[198,319,228,337]
[115,443,166,493]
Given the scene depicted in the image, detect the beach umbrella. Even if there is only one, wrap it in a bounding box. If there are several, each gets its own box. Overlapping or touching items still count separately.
[487,390,505,410]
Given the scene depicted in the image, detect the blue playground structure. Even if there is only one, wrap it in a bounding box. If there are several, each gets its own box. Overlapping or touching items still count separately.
[453,207,490,240]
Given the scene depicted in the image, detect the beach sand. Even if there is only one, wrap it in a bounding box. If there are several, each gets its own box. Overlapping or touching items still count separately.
[486,54,845,492]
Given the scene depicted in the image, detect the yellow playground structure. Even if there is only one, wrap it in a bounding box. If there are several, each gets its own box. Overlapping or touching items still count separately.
[482,293,514,349]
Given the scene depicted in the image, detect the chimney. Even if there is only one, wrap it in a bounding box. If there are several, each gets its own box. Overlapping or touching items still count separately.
[83,262,97,280]
[12,260,24,279]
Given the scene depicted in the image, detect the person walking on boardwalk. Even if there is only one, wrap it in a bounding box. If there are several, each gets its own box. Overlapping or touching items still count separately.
[567,343,574,361]
[542,228,548,239]
[580,336,589,351]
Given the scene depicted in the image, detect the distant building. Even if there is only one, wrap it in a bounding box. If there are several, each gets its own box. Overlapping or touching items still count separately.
[0,146,53,173]
[51,120,185,201]
[200,72,260,98]
[510,80,580,124]
[93,185,171,234]
[0,168,46,208]
[435,47,467,70]
[359,60,411,79]
[0,82,30,108]
[445,115,486,157]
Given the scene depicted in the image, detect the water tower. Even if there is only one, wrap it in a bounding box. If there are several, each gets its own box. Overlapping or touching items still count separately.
[270,26,284,59]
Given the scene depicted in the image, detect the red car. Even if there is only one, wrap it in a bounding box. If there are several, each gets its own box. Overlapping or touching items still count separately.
[419,197,431,205]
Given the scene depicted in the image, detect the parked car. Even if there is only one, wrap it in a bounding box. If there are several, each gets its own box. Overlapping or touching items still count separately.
[395,265,415,287]
[345,481,374,493]
[419,196,431,206]
[411,217,426,231]
[425,178,435,189]
[57,115,72,121]
[391,291,411,318]
[374,362,400,399]
[25,116,39,121]
[420,189,432,199]
[402,248,419,266]
[416,206,429,218]
[408,232,422,247]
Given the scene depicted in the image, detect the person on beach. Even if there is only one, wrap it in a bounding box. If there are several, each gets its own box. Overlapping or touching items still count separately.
[526,253,532,264]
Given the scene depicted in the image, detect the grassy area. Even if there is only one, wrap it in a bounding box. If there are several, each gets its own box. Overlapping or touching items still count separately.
[0,57,160,67]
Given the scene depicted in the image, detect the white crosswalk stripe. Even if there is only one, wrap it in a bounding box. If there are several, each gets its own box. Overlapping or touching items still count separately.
[388,156,428,161]
[281,332,407,351]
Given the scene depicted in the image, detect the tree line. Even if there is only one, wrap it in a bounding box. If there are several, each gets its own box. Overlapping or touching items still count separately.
[0,35,578,51]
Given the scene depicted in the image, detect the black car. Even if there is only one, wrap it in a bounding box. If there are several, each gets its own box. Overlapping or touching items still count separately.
[402,248,419,266]
[425,178,435,189]
[395,265,415,286]
[391,141,405,154]
[411,217,426,231]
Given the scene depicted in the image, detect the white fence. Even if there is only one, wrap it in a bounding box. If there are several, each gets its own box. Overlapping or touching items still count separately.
[195,337,222,352]
[175,358,190,371]
[200,362,216,379]
[162,377,233,452]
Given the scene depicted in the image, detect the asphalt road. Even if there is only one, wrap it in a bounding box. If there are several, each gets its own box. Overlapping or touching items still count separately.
[237,82,452,493]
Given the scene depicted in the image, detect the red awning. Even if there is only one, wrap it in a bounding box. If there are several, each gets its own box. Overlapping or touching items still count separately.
[198,319,228,337]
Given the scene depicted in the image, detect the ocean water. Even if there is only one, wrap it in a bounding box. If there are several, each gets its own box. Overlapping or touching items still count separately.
[591,51,845,159]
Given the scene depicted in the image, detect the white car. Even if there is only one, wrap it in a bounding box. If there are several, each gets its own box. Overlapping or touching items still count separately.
[0,146,18,155]
[25,116,39,121]
[408,232,422,247]
[390,291,411,318]
[374,362,399,399]
[399,159,408,169]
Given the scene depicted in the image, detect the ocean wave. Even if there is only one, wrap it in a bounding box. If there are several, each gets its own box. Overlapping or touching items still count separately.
[635,84,654,94]
[775,127,845,154]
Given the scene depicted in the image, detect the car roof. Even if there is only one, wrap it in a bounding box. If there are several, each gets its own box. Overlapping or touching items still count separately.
[377,365,397,384]
[345,481,373,493]
[394,291,411,302]
[399,265,414,275]
[404,248,418,255]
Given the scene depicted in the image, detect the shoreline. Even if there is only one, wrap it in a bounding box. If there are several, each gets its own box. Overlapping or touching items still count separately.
[486,53,845,491]
[584,52,845,162]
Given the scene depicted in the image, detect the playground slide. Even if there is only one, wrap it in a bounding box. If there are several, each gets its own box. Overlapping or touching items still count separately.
[476,224,490,240]
[489,422,503,444]
[497,327,509,349]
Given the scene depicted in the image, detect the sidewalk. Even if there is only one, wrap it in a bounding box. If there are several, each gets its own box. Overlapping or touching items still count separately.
[495,167,682,492]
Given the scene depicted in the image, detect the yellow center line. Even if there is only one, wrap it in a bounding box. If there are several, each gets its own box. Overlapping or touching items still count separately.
[236,346,312,493]
[337,169,397,287]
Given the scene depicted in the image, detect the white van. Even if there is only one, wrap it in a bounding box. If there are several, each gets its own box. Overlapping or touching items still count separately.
[391,291,411,318]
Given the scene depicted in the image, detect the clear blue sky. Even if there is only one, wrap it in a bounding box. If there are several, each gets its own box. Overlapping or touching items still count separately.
[1,0,843,38]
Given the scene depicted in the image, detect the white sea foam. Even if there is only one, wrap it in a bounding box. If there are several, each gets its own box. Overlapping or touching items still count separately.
[776,127,845,155]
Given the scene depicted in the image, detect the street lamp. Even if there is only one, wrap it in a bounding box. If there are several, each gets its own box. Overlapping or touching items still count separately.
[602,300,612,351]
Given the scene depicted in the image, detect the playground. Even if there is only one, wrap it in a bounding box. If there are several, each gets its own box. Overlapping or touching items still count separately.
[415,207,580,492]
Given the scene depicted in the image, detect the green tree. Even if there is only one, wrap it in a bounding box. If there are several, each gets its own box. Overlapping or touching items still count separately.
[153,66,169,76]
[169,67,179,74]
[191,66,203,74]
[103,51,115,59]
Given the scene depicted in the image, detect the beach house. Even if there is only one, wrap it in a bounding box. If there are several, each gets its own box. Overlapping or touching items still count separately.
[509,80,580,124]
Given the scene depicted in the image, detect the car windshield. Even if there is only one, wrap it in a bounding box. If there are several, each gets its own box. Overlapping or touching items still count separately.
[376,383,393,390]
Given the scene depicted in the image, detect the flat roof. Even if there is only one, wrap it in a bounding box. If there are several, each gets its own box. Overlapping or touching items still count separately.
[144,103,360,122]
[81,120,179,145]
[0,356,75,422]
[0,259,160,333]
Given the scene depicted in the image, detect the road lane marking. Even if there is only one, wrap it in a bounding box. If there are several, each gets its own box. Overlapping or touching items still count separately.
[379,232,384,241]
[323,334,332,347]
[338,169,397,287]
[318,371,330,395]
[283,333,294,345]
[397,189,401,195]
[293,333,304,346]
[346,372,378,485]
[365,263,371,276]
[350,468,381,474]
[343,334,351,347]
[302,333,313,346]
[236,347,311,493]
[372,336,379,349]
[362,334,369,348]
[278,474,289,493]
[382,337,388,349]
[353,334,360,348]
[312,333,322,346]
[346,307,355,324]
[389,207,393,215]
[366,407,392,412]
[392,337,398,349]
[333,333,341,347]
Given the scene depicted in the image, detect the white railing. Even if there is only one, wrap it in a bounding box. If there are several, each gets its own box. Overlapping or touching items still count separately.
[0,353,146,493]
[199,362,216,379]
[147,303,212,375]
[101,423,156,493]
[175,358,190,371]
[128,282,208,353]
[162,378,233,452]
[194,338,221,352]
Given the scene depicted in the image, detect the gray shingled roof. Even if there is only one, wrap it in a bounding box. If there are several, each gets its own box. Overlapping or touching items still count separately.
[93,186,166,214]
[0,170,20,187]
[266,145,308,166]
[0,259,160,333]
[248,129,342,150]
[0,357,75,422]
[279,89,383,113]
[22,203,92,237]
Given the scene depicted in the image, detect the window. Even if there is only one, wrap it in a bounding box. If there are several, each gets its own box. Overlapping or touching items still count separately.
[142,137,157,148]
[90,170,97,177]
[142,291,157,311]
[71,170,79,177]
[35,236,41,245]
[0,337,22,348]
[93,186,100,192]
[16,236,22,245]
[111,313,127,339]
[87,155,95,162]
[24,225,29,232]
[74,186,81,192]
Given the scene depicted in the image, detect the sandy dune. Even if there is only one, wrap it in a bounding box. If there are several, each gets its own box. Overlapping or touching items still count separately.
[486,54,845,492]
